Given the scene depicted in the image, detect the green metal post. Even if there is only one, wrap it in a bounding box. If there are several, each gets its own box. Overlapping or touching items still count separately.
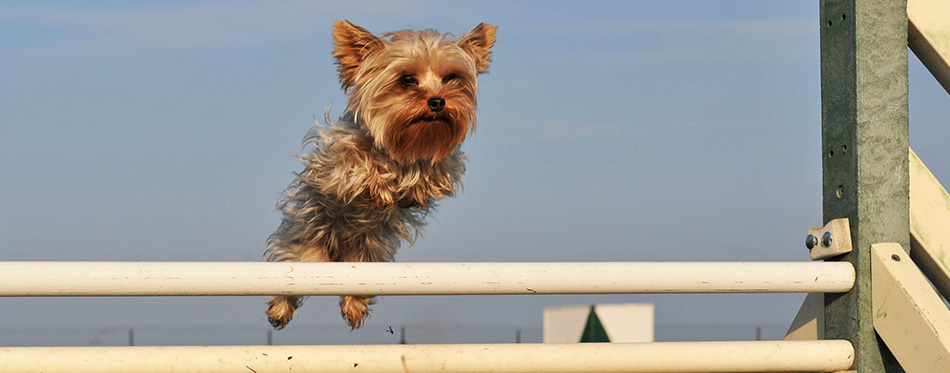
[820,0,909,372]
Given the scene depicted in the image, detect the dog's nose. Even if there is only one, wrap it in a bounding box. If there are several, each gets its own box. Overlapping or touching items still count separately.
[427,97,445,112]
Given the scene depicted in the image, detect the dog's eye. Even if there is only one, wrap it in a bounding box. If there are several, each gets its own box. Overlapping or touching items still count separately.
[442,73,457,84]
[399,75,418,88]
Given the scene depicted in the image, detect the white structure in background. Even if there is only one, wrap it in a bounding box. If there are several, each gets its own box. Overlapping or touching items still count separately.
[543,303,654,343]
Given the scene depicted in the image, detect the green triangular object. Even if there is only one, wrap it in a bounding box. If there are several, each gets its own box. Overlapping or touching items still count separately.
[579,305,610,342]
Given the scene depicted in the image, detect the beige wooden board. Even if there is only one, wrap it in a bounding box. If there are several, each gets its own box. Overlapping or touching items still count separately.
[908,0,950,94]
[784,292,824,341]
[908,148,950,301]
[871,242,950,372]
[807,218,853,260]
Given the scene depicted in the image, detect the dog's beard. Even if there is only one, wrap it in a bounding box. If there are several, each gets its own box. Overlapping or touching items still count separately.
[382,110,467,163]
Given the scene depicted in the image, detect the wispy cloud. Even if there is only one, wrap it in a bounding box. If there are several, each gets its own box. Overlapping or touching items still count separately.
[514,17,816,68]
[518,18,815,39]
[0,1,419,59]
[476,111,737,144]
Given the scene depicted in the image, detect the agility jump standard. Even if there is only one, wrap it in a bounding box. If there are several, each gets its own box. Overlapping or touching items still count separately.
[0,261,856,373]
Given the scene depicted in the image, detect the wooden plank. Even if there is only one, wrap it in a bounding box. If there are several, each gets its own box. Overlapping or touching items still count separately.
[871,242,950,372]
[908,0,950,94]
[807,218,854,260]
[820,0,910,371]
[784,293,825,341]
[909,148,950,301]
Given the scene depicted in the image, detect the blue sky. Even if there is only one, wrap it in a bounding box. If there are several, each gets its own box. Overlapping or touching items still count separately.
[2,1,949,344]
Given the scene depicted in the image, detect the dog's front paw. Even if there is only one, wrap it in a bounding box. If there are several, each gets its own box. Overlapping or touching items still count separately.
[340,295,375,329]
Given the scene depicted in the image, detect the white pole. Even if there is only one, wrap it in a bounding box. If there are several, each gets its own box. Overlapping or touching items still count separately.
[0,341,854,373]
[0,261,854,296]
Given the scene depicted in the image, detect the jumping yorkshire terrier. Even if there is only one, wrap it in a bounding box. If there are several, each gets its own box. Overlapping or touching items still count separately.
[264,20,496,329]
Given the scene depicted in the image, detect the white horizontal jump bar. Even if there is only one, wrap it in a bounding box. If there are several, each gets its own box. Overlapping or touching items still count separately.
[0,261,854,296]
[0,341,855,373]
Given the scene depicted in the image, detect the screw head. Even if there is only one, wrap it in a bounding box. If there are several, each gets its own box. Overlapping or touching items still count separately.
[821,232,833,247]
[891,254,901,262]
[806,234,818,250]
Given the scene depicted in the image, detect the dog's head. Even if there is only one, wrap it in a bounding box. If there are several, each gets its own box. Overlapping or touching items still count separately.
[332,20,496,163]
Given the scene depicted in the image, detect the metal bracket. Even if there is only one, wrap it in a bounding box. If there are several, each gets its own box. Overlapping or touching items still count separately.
[805,218,853,260]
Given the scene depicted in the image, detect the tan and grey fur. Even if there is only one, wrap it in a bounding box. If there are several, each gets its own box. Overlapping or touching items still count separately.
[264,20,496,329]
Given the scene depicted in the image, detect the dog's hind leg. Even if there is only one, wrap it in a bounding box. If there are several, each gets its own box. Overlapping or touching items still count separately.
[340,294,375,329]
[265,243,330,329]
[338,247,388,329]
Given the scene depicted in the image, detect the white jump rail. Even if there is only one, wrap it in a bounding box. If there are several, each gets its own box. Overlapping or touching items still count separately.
[0,261,855,296]
[0,341,855,373]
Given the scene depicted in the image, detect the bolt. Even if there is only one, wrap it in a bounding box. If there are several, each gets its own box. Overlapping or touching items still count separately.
[821,232,833,247]
[805,234,818,250]
[891,254,901,262]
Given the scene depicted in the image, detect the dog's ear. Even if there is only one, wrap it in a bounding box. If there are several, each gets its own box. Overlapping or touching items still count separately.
[332,20,384,91]
[458,23,496,74]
